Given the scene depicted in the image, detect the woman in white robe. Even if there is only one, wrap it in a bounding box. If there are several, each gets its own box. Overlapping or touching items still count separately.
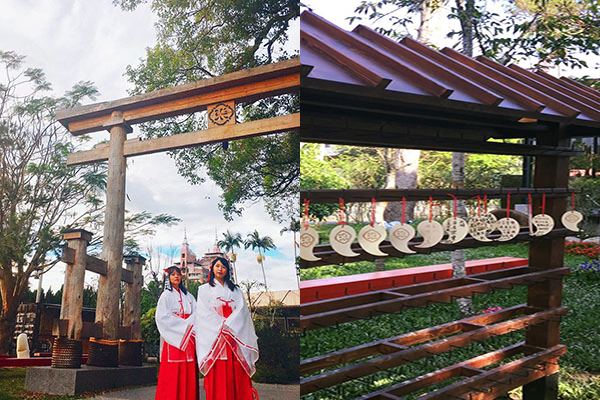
[155,266,198,400]
[186,257,259,400]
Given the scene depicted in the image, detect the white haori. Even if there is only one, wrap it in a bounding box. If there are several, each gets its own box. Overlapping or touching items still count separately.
[190,281,259,377]
[155,288,196,362]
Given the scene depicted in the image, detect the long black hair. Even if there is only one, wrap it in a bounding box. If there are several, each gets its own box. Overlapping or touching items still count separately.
[208,257,236,291]
[165,266,188,294]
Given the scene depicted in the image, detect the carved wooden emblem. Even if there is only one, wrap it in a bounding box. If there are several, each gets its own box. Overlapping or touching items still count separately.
[208,102,235,126]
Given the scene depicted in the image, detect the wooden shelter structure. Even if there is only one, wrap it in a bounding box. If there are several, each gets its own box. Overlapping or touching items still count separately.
[49,59,299,370]
[299,10,600,400]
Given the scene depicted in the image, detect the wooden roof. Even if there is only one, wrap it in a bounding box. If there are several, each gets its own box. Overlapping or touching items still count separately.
[301,10,600,139]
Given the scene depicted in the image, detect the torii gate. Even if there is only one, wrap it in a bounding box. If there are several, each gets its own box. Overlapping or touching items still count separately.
[55,59,300,342]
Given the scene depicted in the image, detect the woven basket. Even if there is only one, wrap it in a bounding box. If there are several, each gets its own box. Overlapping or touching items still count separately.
[118,339,143,366]
[51,337,82,369]
[87,338,119,367]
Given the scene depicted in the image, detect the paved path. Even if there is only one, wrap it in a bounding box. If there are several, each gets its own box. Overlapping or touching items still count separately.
[90,381,299,400]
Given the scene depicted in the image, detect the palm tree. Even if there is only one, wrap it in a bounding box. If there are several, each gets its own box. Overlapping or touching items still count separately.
[244,230,276,293]
[217,231,243,282]
[280,219,300,289]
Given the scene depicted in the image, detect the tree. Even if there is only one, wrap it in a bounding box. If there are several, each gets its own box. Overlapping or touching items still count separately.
[238,280,265,318]
[218,230,244,283]
[0,51,104,353]
[113,0,300,223]
[280,219,300,288]
[244,230,276,292]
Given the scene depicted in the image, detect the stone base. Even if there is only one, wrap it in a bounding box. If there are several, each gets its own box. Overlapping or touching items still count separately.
[24,365,157,395]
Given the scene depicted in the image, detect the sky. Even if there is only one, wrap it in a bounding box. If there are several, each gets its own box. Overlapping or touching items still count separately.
[0,1,300,292]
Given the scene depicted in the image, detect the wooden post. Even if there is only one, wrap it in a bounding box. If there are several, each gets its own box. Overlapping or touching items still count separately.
[123,255,145,340]
[60,229,92,340]
[95,111,131,340]
[523,126,569,400]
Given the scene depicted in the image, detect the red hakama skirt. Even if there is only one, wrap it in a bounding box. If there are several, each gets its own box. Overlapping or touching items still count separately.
[155,337,198,400]
[203,343,257,400]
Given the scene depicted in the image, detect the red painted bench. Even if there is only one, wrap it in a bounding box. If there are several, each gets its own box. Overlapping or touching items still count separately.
[300,257,528,303]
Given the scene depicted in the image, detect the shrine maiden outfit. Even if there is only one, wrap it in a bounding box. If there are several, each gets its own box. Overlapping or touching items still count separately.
[181,281,259,400]
[155,287,198,400]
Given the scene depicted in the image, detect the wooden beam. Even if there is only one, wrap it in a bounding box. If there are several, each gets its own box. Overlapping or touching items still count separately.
[301,187,574,204]
[300,267,569,331]
[56,58,300,135]
[67,113,300,165]
[300,307,567,394]
[61,248,133,283]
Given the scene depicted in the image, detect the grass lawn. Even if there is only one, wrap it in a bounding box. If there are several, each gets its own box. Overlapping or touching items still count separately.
[300,242,600,399]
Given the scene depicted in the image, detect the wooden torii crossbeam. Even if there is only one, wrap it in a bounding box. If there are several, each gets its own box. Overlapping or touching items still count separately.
[56,59,300,341]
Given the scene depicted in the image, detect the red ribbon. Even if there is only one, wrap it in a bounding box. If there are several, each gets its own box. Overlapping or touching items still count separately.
[484,194,488,214]
[370,198,376,227]
[447,194,458,218]
[528,193,533,216]
[337,198,346,227]
[303,199,310,230]
[506,192,511,219]
[540,193,546,214]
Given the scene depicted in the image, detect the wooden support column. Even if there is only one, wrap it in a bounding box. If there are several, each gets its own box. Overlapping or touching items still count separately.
[95,111,131,340]
[123,255,145,340]
[60,229,92,340]
[523,125,569,400]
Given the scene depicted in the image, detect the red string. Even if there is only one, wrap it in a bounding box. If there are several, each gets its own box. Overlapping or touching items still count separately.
[338,198,346,227]
[572,192,575,212]
[401,197,406,225]
[447,194,458,218]
[429,196,434,222]
[371,198,376,227]
[483,194,488,214]
[540,193,546,214]
[303,199,310,230]
[528,193,532,216]
[506,192,511,219]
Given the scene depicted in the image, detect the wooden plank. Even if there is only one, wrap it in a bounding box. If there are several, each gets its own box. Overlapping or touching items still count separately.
[300,187,574,204]
[353,25,502,106]
[123,257,144,340]
[474,57,580,118]
[56,58,300,135]
[301,268,569,330]
[81,321,103,339]
[355,343,524,399]
[67,113,300,165]
[301,29,392,89]
[303,12,455,98]
[301,304,526,375]
[300,308,567,394]
[419,346,565,400]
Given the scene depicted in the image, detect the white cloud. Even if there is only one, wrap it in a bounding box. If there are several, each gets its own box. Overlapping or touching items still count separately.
[1,1,298,295]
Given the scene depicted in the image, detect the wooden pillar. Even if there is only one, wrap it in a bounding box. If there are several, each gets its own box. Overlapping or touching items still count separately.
[96,111,132,340]
[60,229,92,340]
[123,255,145,340]
[523,126,569,400]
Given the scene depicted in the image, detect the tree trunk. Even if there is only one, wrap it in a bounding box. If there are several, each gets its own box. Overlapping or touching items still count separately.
[259,248,269,293]
[0,275,23,354]
[452,153,474,316]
